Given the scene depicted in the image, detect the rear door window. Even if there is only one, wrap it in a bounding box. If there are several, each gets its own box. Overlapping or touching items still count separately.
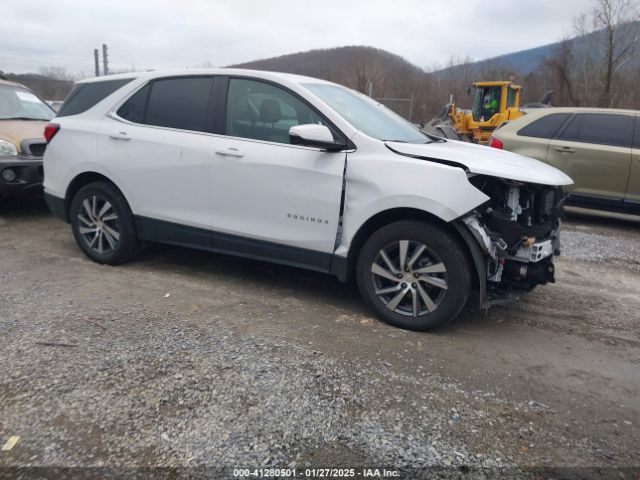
[57,79,133,117]
[558,113,634,147]
[517,113,571,139]
[144,77,214,132]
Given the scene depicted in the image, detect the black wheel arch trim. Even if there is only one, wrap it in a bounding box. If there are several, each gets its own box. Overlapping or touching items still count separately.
[45,192,68,223]
[451,219,487,307]
[63,172,123,222]
[338,208,487,306]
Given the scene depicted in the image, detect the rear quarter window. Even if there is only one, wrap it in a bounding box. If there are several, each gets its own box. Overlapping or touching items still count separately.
[117,84,150,124]
[57,78,134,117]
[517,113,571,139]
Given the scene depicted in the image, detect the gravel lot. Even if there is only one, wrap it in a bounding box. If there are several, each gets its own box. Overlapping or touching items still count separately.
[1,199,639,479]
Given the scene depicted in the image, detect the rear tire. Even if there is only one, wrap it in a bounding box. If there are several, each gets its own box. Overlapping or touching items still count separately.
[69,181,141,265]
[356,220,471,331]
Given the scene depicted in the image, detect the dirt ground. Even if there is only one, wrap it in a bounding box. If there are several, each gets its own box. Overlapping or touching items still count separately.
[0,198,638,479]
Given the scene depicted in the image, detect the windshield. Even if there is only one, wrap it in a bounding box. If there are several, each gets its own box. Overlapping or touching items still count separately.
[302,83,429,143]
[0,84,56,121]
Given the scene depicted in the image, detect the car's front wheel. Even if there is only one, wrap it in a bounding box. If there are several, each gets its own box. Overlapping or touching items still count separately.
[356,220,472,331]
[69,181,141,265]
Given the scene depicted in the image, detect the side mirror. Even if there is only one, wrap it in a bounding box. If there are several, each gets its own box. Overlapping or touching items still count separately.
[289,124,346,151]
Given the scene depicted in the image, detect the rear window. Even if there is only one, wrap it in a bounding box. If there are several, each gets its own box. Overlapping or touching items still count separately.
[559,113,634,147]
[57,78,133,117]
[517,113,571,139]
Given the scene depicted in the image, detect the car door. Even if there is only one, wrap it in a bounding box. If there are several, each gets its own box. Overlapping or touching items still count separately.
[207,77,347,266]
[99,76,216,237]
[546,112,634,205]
[625,115,640,213]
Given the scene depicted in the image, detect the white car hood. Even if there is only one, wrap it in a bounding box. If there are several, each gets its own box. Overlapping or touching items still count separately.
[386,139,573,186]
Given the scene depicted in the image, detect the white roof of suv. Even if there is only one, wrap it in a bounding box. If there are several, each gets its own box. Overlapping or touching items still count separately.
[76,68,332,86]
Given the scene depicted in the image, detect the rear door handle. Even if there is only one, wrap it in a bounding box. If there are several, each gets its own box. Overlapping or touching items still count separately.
[214,147,244,158]
[555,146,575,154]
[109,132,130,141]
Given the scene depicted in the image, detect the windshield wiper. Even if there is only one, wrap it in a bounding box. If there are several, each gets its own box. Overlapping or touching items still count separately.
[422,132,446,143]
[0,117,49,121]
[384,139,438,144]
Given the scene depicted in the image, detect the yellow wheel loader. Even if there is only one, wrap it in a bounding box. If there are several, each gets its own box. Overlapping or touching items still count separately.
[424,81,529,145]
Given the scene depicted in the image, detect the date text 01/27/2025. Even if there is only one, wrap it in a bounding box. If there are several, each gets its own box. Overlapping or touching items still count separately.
[233,467,400,478]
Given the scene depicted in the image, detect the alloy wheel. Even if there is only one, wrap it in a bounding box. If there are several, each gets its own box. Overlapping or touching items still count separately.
[370,240,448,317]
[77,195,120,254]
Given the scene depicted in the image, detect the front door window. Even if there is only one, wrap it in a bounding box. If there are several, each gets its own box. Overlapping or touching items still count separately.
[226,78,326,144]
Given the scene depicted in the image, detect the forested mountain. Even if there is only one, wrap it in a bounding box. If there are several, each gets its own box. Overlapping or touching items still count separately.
[434,20,640,77]
[229,19,640,121]
[231,46,427,119]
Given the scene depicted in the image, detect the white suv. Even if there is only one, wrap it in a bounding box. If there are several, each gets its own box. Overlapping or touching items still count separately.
[43,69,572,330]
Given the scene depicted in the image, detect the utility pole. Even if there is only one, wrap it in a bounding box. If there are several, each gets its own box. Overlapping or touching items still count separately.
[102,44,109,76]
[94,49,100,76]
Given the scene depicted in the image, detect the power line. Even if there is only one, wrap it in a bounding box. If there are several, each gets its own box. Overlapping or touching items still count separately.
[0,45,158,75]
[4,75,73,84]
[0,52,94,70]
[0,47,95,67]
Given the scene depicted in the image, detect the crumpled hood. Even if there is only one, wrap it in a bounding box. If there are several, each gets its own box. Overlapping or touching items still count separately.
[0,120,48,153]
[386,139,573,186]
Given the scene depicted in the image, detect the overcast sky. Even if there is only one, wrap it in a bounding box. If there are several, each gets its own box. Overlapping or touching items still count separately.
[1,0,595,76]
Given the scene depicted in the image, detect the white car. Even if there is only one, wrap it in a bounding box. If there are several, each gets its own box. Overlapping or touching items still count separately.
[43,69,572,330]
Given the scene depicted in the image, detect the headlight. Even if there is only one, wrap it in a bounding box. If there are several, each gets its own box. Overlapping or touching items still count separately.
[0,139,18,156]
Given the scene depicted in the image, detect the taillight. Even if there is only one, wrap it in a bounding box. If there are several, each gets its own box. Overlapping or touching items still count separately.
[44,123,60,144]
[489,137,503,149]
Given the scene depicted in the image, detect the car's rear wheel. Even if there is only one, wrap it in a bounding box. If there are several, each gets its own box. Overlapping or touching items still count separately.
[356,220,471,331]
[69,181,141,265]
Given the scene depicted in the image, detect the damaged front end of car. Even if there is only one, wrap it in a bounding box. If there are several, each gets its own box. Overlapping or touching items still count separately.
[462,174,566,301]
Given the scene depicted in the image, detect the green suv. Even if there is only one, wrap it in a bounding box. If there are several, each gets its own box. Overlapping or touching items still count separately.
[490,108,640,215]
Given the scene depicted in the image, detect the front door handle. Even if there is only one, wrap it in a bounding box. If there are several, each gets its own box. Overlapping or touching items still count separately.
[109,132,130,141]
[555,146,575,154]
[214,147,244,158]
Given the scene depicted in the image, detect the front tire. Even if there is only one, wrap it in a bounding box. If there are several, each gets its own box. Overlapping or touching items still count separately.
[356,220,472,331]
[69,181,141,265]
